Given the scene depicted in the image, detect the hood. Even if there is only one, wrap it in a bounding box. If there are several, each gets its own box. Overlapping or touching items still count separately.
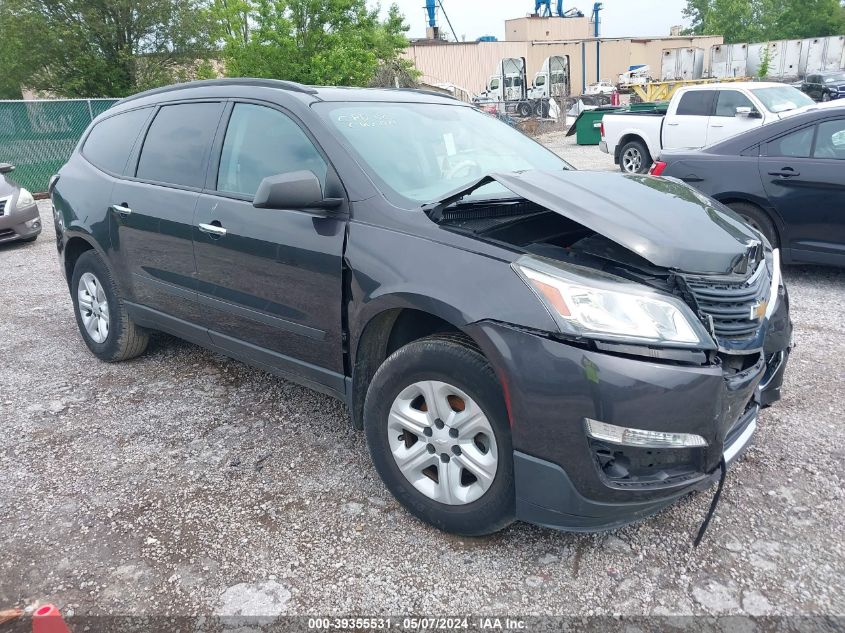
[434,170,760,274]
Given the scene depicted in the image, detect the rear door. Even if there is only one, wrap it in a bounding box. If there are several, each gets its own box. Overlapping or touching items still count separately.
[663,89,715,149]
[192,101,347,391]
[111,101,224,322]
[759,117,845,258]
[707,90,760,145]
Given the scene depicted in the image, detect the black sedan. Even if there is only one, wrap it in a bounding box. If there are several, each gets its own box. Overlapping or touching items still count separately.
[651,105,845,266]
[801,71,845,102]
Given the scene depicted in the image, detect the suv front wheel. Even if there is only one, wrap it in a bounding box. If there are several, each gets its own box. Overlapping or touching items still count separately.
[364,334,515,536]
[71,250,149,362]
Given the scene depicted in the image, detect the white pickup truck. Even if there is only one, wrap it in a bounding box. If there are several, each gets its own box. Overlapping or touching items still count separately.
[600,82,816,173]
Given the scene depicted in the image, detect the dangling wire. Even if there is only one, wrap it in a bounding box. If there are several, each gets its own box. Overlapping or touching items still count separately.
[694,458,727,547]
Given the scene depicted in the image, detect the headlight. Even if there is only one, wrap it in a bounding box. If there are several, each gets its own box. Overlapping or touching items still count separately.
[512,255,714,348]
[16,188,35,208]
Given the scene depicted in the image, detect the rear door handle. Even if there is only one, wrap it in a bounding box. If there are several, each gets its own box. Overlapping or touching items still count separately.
[198,222,227,237]
[111,203,132,217]
[711,124,724,128]
[768,168,800,177]
[666,122,679,126]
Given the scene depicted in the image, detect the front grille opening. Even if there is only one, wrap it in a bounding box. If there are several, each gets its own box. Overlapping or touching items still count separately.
[681,261,771,340]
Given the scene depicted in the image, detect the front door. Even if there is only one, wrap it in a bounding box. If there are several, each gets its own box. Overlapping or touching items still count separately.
[706,89,760,145]
[759,117,845,259]
[112,101,224,322]
[192,102,347,390]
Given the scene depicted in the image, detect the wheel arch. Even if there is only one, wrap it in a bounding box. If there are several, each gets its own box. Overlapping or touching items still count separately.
[63,233,99,289]
[615,132,651,162]
[348,305,487,430]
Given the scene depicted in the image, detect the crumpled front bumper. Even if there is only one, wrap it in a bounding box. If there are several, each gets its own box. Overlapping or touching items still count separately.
[466,292,792,532]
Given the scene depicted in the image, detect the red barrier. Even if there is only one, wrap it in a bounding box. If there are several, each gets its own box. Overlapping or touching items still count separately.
[31,605,71,633]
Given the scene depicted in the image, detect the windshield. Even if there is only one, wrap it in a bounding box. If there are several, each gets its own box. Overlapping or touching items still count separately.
[751,86,814,113]
[824,73,845,83]
[316,102,571,205]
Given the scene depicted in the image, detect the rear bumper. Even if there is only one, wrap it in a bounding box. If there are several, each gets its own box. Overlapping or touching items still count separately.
[0,202,41,243]
[599,140,609,154]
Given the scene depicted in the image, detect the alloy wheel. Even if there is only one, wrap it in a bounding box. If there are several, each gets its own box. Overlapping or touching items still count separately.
[387,380,498,506]
[77,272,110,344]
[622,147,642,173]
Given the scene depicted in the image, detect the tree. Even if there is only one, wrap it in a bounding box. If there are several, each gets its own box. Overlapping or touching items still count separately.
[0,0,213,98]
[683,0,845,43]
[213,0,412,86]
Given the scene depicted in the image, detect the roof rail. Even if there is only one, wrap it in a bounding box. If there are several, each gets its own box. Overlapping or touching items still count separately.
[393,87,460,101]
[116,78,319,105]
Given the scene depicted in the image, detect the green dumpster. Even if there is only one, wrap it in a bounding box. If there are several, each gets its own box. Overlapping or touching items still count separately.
[575,107,617,146]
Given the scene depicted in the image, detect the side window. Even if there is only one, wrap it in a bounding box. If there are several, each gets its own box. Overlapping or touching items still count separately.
[813,119,845,159]
[714,90,754,117]
[136,102,222,188]
[490,78,500,90]
[676,90,715,116]
[217,103,328,197]
[82,108,150,174]
[768,126,814,158]
[535,75,546,87]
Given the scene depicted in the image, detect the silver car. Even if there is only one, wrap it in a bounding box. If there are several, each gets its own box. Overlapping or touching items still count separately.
[0,163,41,244]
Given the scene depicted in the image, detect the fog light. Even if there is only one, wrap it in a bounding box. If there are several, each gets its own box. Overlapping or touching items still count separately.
[585,418,707,448]
[25,218,41,229]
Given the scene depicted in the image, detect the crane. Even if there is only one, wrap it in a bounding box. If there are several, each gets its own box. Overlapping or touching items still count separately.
[425,0,458,41]
[534,1,584,18]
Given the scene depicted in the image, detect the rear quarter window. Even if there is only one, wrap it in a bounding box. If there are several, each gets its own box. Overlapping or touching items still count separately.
[676,90,715,116]
[82,108,151,175]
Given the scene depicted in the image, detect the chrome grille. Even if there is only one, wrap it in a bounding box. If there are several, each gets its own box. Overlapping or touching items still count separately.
[0,198,7,216]
[681,260,771,339]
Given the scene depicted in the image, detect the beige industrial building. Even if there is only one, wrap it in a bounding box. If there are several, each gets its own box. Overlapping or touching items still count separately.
[404,15,723,97]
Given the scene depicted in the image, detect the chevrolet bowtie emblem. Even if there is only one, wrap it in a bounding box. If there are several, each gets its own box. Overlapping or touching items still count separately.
[750,300,768,320]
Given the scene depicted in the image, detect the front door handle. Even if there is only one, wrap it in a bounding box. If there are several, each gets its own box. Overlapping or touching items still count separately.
[111,203,132,217]
[198,222,227,237]
[711,124,724,128]
[768,168,800,178]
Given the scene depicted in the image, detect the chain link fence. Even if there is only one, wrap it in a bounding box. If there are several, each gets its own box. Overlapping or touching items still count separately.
[0,99,118,192]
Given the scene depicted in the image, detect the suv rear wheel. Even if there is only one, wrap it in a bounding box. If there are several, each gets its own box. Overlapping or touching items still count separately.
[364,334,515,536]
[71,250,149,362]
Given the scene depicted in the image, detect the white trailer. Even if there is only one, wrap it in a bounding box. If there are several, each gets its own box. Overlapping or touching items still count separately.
[661,48,705,81]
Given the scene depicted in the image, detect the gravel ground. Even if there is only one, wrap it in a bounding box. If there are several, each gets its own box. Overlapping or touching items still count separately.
[1,158,844,622]
[536,130,617,171]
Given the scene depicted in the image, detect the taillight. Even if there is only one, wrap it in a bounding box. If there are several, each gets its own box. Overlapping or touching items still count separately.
[600,122,605,138]
[649,161,667,176]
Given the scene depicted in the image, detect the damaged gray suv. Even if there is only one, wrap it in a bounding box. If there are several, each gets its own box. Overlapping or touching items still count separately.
[51,79,792,536]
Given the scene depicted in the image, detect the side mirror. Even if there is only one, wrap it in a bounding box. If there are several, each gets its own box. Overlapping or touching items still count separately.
[736,106,761,118]
[252,171,342,211]
[0,163,15,174]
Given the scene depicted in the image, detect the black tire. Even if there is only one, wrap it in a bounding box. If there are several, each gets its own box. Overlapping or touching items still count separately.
[364,334,515,536]
[726,201,779,248]
[619,139,652,174]
[822,92,831,102]
[71,250,149,362]
[516,102,532,117]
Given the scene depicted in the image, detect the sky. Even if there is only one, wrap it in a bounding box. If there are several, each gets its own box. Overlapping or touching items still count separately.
[374,0,692,41]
